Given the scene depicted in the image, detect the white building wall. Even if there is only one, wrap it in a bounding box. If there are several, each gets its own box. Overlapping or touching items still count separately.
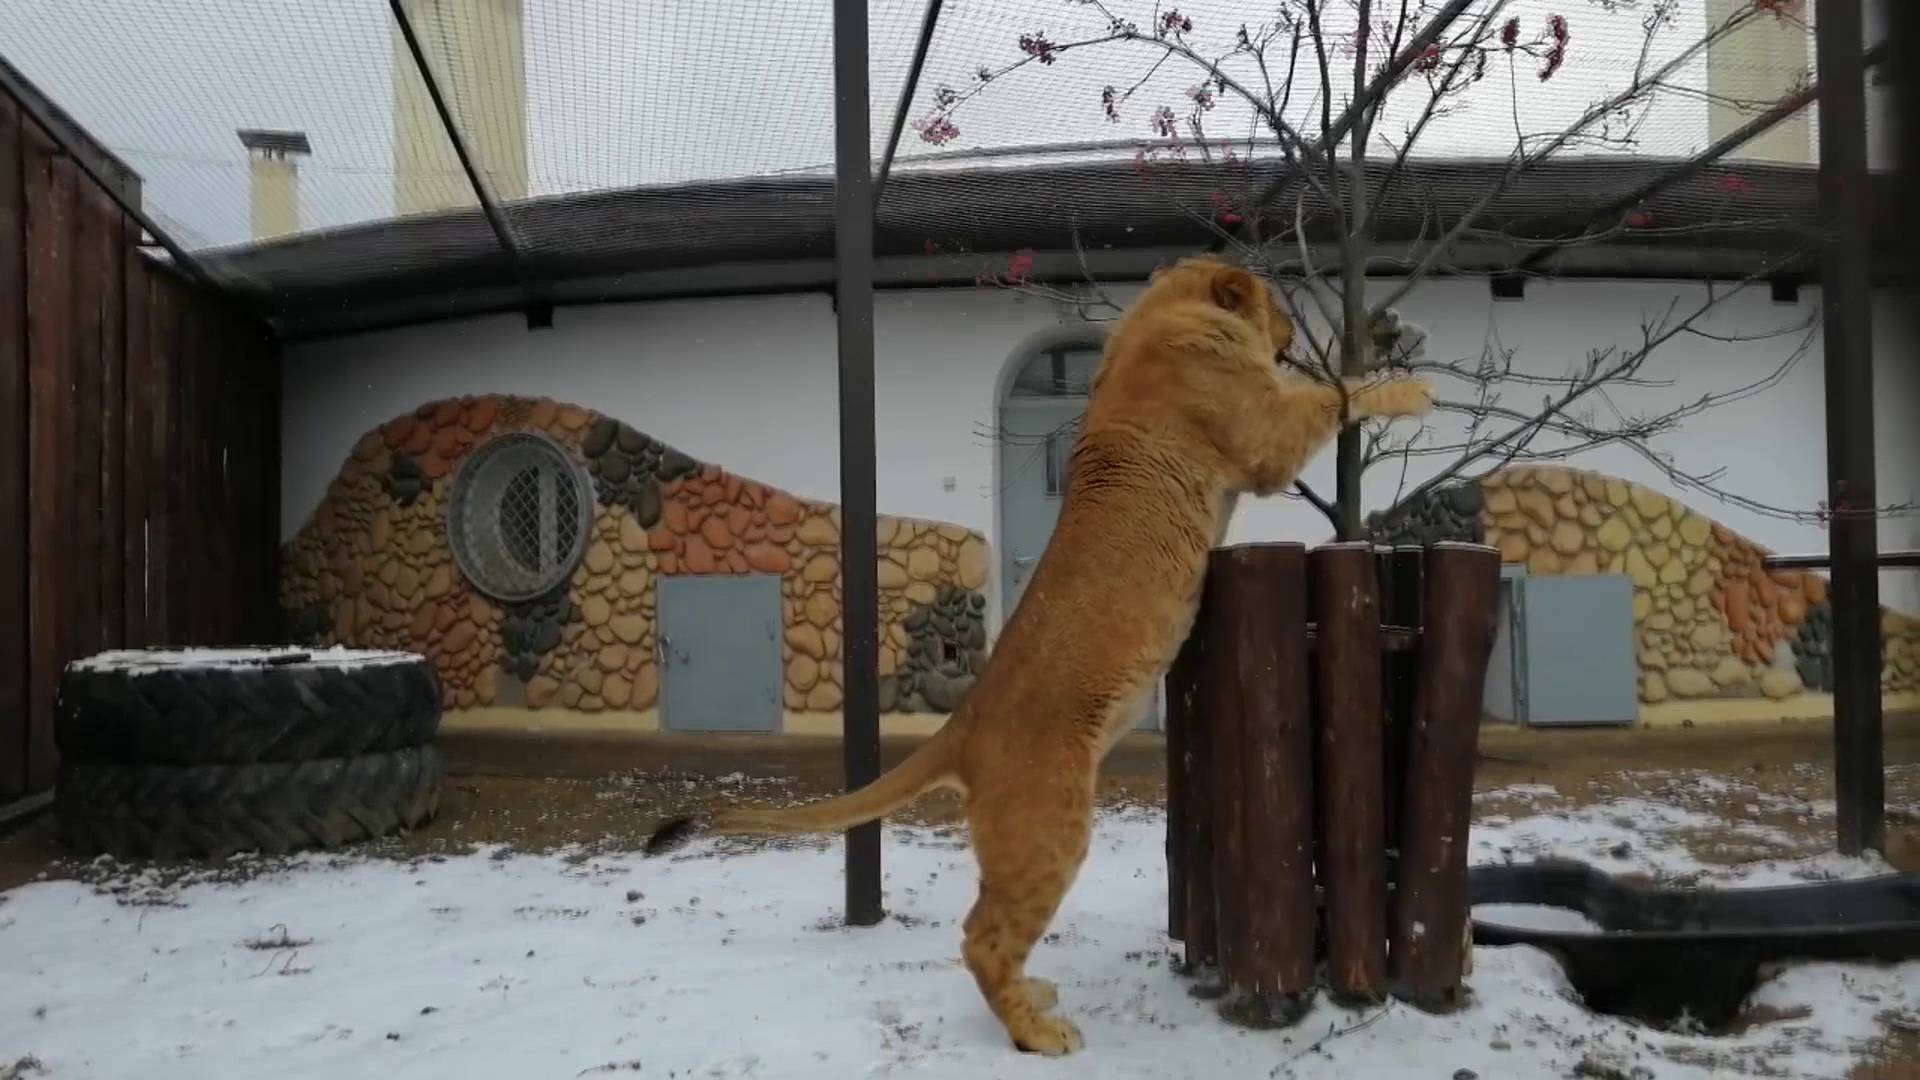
[284,278,1920,614]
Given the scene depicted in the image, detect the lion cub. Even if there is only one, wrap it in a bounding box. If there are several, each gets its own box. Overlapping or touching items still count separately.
[649,256,1433,1055]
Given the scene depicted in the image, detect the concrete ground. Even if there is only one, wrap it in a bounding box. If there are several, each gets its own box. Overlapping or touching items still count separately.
[5,717,1920,1076]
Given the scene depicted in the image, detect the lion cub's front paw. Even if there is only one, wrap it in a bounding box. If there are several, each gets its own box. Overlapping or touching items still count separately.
[1011,1014,1084,1056]
[1355,376,1434,419]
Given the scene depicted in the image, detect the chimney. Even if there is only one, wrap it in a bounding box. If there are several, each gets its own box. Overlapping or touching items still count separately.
[237,129,312,242]
[1704,0,1812,164]
[392,0,529,216]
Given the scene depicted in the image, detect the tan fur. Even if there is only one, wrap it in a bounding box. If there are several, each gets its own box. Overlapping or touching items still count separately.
[650,256,1433,1055]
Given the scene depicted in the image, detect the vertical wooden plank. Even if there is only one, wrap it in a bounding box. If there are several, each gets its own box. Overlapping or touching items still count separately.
[1381,545,1426,864]
[259,327,282,643]
[0,98,28,799]
[1211,543,1315,1028]
[23,124,75,793]
[94,189,125,649]
[1390,541,1500,1011]
[121,242,150,644]
[68,178,104,665]
[146,275,176,645]
[1165,617,1193,942]
[169,284,196,644]
[1311,542,1390,1004]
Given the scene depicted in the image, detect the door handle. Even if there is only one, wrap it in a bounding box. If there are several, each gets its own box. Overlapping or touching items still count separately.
[1012,553,1039,567]
[657,634,671,668]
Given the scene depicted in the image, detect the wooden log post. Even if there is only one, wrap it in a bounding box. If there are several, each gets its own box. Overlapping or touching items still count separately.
[1310,542,1389,1003]
[1165,608,1198,944]
[1380,545,1426,861]
[1174,571,1220,986]
[1389,541,1500,1010]
[1208,544,1315,1027]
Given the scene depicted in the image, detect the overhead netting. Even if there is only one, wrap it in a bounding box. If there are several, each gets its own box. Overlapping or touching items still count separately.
[0,0,1888,317]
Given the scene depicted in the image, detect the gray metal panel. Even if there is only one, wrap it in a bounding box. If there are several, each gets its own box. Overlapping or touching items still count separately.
[1513,572,1639,727]
[658,574,783,733]
[1482,570,1523,724]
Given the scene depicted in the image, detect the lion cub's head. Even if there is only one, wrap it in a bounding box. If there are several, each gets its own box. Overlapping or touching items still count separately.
[1088,254,1296,419]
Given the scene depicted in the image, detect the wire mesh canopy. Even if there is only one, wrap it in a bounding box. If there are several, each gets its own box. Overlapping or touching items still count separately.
[0,0,1893,335]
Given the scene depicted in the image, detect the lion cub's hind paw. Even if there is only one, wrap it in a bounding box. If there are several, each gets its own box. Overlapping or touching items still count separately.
[1373,377,1435,419]
[1011,1014,1084,1056]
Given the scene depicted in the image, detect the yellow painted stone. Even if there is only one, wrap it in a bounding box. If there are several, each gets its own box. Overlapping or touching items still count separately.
[1632,486,1669,520]
[1659,558,1687,586]
[581,594,612,627]
[1641,671,1669,703]
[1596,516,1632,553]
[585,541,615,575]
[1485,487,1517,515]
[1528,549,1562,574]
[797,516,839,546]
[1677,513,1711,547]
[1517,487,1556,528]
[877,559,908,589]
[804,554,840,583]
[788,653,821,691]
[805,590,838,627]
[1580,504,1604,527]
[1674,598,1695,621]
[1582,473,1609,501]
[787,624,826,660]
[1539,468,1573,495]
[610,614,646,645]
[1646,543,1672,568]
[1648,611,1675,631]
[1550,520,1586,557]
[905,581,938,605]
[1625,547,1657,589]
[876,518,899,547]
[1651,516,1673,541]
[957,537,989,591]
[1566,551,1599,575]
[1605,479,1630,507]
[806,681,843,710]
[618,567,649,595]
[907,547,941,581]
[1633,590,1652,621]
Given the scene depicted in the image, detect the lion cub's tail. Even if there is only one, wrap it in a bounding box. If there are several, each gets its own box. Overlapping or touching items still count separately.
[645,725,960,855]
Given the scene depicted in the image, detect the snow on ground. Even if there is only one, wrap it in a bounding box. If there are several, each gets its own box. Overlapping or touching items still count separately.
[3,790,1919,1079]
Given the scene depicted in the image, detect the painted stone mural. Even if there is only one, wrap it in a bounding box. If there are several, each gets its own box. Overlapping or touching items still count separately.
[279,395,992,718]
[1371,465,1920,707]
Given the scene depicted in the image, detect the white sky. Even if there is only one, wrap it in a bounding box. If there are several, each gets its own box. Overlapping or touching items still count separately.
[0,0,1853,252]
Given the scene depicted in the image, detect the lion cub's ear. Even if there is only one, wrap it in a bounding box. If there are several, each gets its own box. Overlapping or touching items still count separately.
[1207,263,1264,320]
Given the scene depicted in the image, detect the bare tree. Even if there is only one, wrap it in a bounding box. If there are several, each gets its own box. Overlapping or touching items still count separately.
[937,0,1911,538]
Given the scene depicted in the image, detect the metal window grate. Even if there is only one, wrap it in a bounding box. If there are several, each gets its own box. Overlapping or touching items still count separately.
[447,431,592,603]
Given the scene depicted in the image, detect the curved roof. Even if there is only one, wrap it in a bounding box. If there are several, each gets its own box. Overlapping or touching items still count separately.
[200,154,1868,340]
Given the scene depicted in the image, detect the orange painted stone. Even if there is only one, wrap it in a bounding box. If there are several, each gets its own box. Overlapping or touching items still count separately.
[688,505,710,529]
[738,483,764,509]
[1752,573,1778,608]
[701,515,734,550]
[465,398,498,433]
[435,604,460,632]
[431,426,464,458]
[744,524,767,542]
[664,499,690,533]
[701,464,723,483]
[410,605,437,639]
[1805,574,1828,605]
[403,424,434,456]
[556,405,590,431]
[702,484,726,507]
[442,622,478,654]
[1780,592,1807,626]
[421,454,449,480]
[727,506,752,536]
[649,527,676,553]
[745,542,790,573]
[1724,582,1752,635]
[684,537,716,573]
[766,493,802,525]
[725,550,749,573]
[660,552,679,574]
[528,400,559,428]
[432,400,463,426]
[724,474,743,504]
[384,418,414,450]
[767,524,795,544]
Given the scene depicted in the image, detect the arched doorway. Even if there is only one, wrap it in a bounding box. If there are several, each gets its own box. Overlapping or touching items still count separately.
[995,337,1162,731]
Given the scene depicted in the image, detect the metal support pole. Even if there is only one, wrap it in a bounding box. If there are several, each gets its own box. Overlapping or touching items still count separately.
[1816,0,1884,857]
[388,0,534,296]
[874,0,945,206]
[833,0,885,927]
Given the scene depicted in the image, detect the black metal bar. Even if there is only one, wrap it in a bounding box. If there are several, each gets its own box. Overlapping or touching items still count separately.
[833,0,884,928]
[874,0,945,206]
[387,0,530,280]
[1816,0,1884,858]
[1762,551,1920,571]
[0,52,221,292]
[1519,42,1888,276]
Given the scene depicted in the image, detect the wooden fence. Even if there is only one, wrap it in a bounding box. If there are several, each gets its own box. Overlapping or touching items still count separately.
[0,93,281,801]
[1166,540,1500,1024]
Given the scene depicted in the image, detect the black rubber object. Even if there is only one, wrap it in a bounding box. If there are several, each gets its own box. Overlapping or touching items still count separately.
[1470,858,1920,1029]
[53,744,445,859]
[55,647,443,765]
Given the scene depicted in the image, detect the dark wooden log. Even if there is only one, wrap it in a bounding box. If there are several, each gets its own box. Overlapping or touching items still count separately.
[0,97,27,799]
[93,188,125,652]
[1178,565,1220,984]
[1209,543,1315,1027]
[69,185,107,662]
[1310,541,1389,1003]
[1380,546,1425,863]
[1165,611,1198,943]
[1389,541,1500,1010]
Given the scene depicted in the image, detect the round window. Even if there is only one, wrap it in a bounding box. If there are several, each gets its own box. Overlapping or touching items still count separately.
[446,431,594,603]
